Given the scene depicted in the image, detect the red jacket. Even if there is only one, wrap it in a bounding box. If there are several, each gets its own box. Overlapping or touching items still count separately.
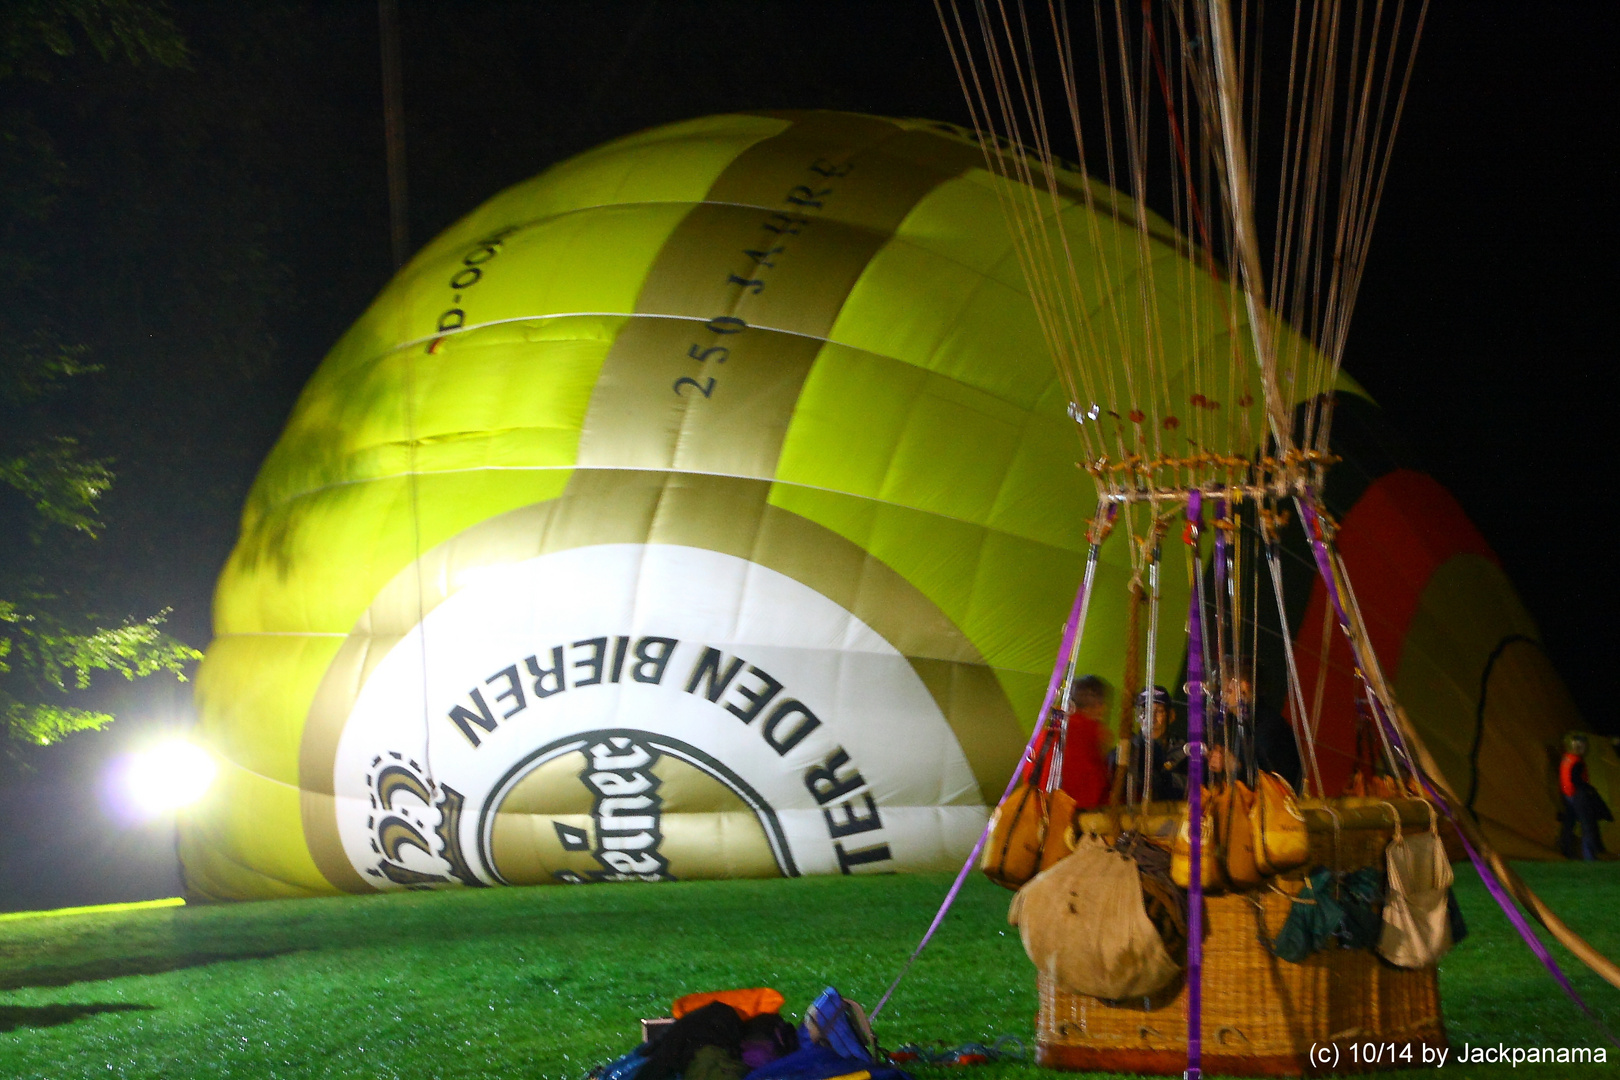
[1560,753,1587,799]
[1025,710,1111,808]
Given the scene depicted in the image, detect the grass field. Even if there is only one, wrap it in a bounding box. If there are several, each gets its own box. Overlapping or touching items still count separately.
[0,863,1614,1080]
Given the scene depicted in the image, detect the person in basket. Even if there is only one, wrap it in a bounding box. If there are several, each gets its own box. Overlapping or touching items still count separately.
[1024,674,1112,808]
[1108,685,1188,802]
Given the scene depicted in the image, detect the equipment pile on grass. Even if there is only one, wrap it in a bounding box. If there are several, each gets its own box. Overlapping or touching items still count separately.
[590,986,908,1080]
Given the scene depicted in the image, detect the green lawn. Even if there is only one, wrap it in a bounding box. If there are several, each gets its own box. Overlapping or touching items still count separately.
[0,863,1614,1079]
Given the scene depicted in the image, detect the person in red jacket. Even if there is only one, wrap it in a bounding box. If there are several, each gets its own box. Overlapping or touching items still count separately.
[1025,674,1112,808]
[1558,734,1609,861]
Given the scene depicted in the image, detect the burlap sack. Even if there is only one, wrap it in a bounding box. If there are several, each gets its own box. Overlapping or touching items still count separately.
[1009,835,1181,1000]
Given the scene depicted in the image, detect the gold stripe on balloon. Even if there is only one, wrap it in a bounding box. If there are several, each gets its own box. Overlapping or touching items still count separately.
[574,113,983,478]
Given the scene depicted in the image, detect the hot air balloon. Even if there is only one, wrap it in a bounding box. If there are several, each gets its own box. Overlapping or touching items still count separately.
[185,109,1582,909]
[916,2,1616,1074]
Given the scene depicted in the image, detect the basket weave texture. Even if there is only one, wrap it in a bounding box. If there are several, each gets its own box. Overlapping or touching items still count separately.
[1036,798,1448,1076]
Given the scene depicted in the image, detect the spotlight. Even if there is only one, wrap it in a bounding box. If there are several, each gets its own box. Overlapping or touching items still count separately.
[126,739,217,815]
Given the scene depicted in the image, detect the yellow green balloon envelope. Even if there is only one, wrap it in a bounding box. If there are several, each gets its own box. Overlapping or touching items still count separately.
[184,111,1574,900]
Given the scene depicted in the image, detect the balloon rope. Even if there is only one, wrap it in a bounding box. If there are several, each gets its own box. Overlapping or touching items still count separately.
[379,0,433,798]
[1205,0,1291,455]
[1184,491,1207,1080]
[1108,575,1143,806]
[1211,497,1234,783]
[1296,498,1619,1043]
[870,510,1113,1023]
[1332,543,1413,785]
[1307,588,1333,745]
[1259,510,1324,797]
[400,336,433,793]
[1140,526,1165,807]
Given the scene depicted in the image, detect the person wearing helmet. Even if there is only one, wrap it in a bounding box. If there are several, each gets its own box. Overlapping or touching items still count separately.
[1107,685,1188,803]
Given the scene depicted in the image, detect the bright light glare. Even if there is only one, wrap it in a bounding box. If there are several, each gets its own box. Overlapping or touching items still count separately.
[126,740,217,815]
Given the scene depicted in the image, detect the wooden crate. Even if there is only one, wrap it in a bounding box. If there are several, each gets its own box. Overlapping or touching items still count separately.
[1037,798,1448,1076]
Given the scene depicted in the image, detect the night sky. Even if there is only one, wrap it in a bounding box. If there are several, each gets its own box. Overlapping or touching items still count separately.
[0,1,1613,911]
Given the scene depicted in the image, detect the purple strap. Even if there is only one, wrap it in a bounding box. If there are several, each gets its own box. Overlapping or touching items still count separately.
[1297,498,1616,1047]
[869,524,1107,1022]
[1184,492,1206,1080]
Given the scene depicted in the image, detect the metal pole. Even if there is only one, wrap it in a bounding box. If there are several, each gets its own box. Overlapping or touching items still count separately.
[380,0,410,270]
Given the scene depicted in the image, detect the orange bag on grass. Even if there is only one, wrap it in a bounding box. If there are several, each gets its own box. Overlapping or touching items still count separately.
[671,987,785,1020]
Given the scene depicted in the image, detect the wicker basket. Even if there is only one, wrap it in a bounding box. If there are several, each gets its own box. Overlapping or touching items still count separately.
[1035,797,1449,1076]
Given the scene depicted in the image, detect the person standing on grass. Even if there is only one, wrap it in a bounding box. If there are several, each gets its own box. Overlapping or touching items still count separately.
[1558,734,1610,861]
[1025,674,1112,809]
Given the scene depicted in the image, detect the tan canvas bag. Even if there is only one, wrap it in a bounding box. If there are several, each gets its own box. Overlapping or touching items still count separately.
[1171,791,1228,893]
[980,734,1077,891]
[1252,770,1310,876]
[1009,835,1181,1000]
[1377,802,1454,969]
[1217,781,1264,889]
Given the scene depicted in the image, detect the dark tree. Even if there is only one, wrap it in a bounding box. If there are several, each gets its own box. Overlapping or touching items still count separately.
[0,2,199,751]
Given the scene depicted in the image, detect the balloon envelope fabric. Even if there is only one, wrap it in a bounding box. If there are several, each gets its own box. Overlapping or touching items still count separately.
[186,112,1580,900]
